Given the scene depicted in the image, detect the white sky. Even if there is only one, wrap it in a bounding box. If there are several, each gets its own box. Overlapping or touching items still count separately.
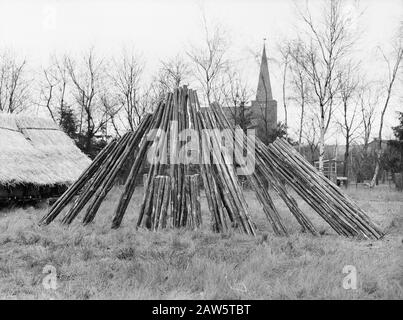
[0,0,402,142]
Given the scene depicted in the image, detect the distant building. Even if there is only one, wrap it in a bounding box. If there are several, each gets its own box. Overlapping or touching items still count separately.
[367,138,390,153]
[250,44,277,132]
[223,43,278,139]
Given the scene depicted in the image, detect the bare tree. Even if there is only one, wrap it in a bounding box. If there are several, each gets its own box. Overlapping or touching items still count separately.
[287,41,313,153]
[65,48,115,154]
[0,50,30,113]
[187,15,228,106]
[38,65,57,122]
[279,43,291,136]
[156,54,191,93]
[292,0,357,172]
[37,55,69,123]
[137,81,162,115]
[111,49,144,131]
[220,67,253,131]
[370,37,403,187]
[100,91,123,137]
[302,115,320,163]
[358,83,378,153]
[336,63,361,179]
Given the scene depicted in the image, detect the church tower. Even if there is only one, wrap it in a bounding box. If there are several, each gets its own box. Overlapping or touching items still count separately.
[251,43,277,136]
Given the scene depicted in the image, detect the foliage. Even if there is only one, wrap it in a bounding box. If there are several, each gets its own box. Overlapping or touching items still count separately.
[229,102,254,133]
[392,112,403,141]
[75,135,108,160]
[381,112,403,173]
[352,151,377,183]
[259,122,292,145]
[59,105,77,139]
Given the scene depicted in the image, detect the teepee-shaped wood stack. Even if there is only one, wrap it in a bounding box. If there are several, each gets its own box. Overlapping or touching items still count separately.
[39,87,384,240]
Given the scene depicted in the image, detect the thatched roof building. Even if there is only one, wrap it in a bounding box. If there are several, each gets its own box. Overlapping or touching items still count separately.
[0,114,91,199]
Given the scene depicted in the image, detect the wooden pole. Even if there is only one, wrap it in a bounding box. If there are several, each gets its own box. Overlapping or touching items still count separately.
[197,105,256,235]
[39,138,118,225]
[272,138,384,239]
[82,114,153,225]
[61,133,132,225]
[183,174,202,230]
[159,176,171,230]
[209,105,289,236]
[142,175,172,231]
[190,94,229,232]
[137,94,173,228]
[111,102,166,228]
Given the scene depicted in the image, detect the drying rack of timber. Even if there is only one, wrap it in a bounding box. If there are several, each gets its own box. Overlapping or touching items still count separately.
[39,86,384,240]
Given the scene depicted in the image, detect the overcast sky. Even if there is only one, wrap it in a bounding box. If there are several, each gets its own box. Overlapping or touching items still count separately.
[0,0,402,142]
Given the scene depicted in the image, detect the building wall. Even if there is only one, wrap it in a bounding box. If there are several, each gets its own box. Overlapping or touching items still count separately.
[221,99,277,144]
[250,99,277,132]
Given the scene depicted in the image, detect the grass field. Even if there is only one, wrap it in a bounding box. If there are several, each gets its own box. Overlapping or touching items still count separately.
[0,185,402,299]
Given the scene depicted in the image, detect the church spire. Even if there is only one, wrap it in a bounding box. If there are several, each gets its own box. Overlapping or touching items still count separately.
[256,41,273,102]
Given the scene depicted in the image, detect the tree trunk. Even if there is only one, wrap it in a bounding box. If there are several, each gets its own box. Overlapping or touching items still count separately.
[343,140,349,185]
[369,47,402,186]
[282,63,288,138]
[370,103,387,187]
[363,140,369,155]
[298,99,305,154]
[370,144,382,188]
[86,113,92,154]
[318,104,325,173]
[86,131,92,154]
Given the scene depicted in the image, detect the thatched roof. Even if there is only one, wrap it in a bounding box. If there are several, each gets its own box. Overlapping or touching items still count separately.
[0,113,91,186]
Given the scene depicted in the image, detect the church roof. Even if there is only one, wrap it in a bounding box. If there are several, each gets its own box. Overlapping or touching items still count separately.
[255,44,273,102]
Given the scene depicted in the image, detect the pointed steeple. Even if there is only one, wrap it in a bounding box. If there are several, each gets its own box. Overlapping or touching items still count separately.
[250,39,278,138]
[255,42,273,102]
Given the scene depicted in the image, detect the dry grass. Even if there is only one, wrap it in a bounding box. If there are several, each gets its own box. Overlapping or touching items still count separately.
[0,185,401,300]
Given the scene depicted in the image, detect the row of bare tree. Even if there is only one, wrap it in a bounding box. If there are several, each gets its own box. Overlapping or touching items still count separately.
[0,15,252,156]
[277,0,402,185]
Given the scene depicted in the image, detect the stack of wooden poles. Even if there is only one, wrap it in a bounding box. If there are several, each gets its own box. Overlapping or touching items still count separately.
[267,139,384,239]
[39,87,255,235]
[210,104,384,240]
[39,86,384,240]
